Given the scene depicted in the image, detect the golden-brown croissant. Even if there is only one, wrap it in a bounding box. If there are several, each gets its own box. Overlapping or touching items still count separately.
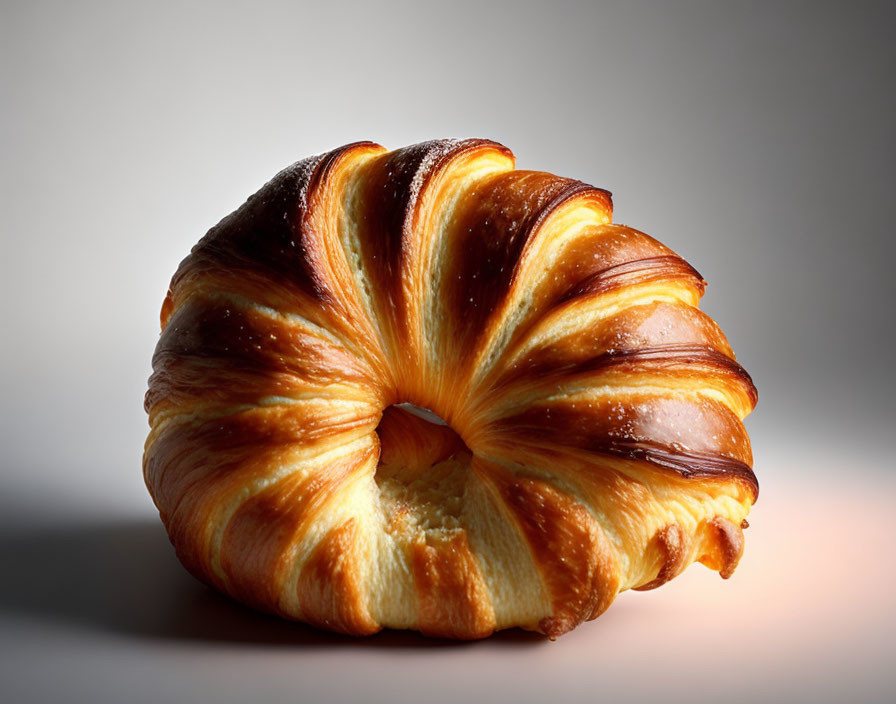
[144,139,757,639]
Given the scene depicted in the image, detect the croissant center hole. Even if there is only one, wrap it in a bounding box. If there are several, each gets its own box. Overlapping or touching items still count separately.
[374,403,473,534]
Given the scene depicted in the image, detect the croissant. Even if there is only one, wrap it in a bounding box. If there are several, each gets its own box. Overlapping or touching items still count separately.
[144,138,757,639]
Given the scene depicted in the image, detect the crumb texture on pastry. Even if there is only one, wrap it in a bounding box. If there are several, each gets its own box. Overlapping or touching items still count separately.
[144,138,757,639]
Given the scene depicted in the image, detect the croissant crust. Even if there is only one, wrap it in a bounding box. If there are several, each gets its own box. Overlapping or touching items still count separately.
[144,138,757,639]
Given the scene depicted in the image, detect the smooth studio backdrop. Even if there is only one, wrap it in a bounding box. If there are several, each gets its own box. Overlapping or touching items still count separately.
[2,1,894,702]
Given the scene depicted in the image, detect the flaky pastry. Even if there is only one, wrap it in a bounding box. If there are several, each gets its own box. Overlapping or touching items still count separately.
[144,139,757,639]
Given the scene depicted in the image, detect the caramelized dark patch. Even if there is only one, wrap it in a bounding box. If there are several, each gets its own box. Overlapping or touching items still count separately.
[409,532,495,639]
[489,394,757,501]
[492,345,757,409]
[162,143,393,352]
[494,301,737,390]
[353,139,512,353]
[606,441,757,499]
[297,518,380,635]
[171,153,332,305]
[459,230,711,399]
[559,255,704,304]
[440,173,611,360]
[494,224,675,325]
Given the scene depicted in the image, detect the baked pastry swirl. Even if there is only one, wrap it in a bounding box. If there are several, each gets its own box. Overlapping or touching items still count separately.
[144,139,757,639]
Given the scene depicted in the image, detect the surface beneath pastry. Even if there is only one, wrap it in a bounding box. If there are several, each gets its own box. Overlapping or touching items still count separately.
[2,445,893,704]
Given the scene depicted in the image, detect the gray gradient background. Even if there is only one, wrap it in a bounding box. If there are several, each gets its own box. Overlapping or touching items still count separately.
[1,1,894,702]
